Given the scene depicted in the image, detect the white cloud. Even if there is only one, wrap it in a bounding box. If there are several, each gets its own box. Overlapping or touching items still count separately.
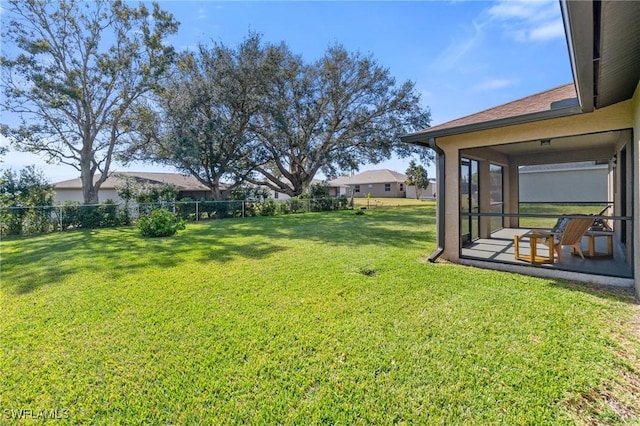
[488,0,557,23]
[488,0,564,42]
[434,19,485,71]
[433,0,562,71]
[198,8,207,20]
[474,78,516,92]
[529,19,565,41]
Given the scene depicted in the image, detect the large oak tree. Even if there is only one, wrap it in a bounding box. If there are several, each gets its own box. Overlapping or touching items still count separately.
[250,44,432,197]
[139,35,431,199]
[0,0,178,203]
[131,35,281,199]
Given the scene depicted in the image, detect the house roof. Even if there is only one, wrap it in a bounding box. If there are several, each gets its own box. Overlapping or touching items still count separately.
[53,172,213,191]
[329,169,407,186]
[401,84,580,143]
[402,0,640,145]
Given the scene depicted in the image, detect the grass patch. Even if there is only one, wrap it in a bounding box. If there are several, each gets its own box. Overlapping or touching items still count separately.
[519,203,608,228]
[1,206,639,424]
[352,197,435,208]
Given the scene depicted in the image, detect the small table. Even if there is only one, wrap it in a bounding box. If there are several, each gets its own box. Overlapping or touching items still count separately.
[572,230,613,258]
[514,231,555,264]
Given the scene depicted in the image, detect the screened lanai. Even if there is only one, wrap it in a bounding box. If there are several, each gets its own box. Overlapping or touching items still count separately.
[459,129,634,279]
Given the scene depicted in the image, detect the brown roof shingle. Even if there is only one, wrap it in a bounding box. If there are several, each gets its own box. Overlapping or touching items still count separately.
[54,172,213,191]
[408,83,578,138]
[329,169,407,186]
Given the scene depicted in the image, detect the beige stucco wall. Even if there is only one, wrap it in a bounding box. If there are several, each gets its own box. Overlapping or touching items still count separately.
[352,182,406,198]
[53,188,122,204]
[438,100,634,267]
[632,81,640,298]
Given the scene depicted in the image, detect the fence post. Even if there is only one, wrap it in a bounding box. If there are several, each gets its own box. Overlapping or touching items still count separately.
[242,200,245,218]
[196,201,199,221]
[59,206,63,232]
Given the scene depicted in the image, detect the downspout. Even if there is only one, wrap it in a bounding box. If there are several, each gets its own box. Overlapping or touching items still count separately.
[428,137,446,262]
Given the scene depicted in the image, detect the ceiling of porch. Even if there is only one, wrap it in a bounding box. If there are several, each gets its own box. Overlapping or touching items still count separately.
[461,129,629,166]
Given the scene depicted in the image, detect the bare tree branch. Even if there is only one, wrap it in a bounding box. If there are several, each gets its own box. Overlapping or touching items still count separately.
[1,0,178,203]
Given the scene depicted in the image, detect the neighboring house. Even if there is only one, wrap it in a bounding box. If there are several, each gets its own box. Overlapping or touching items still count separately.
[53,172,215,203]
[519,161,608,203]
[329,169,407,198]
[401,0,639,296]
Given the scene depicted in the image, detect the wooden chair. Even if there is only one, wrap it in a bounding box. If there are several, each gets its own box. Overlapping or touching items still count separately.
[548,217,594,262]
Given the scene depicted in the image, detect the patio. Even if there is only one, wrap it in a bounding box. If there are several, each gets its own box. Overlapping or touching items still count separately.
[462,228,633,279]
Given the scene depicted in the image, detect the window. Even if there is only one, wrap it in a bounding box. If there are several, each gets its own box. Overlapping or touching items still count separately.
[354,185,360,193]
[400,183,404,191]
[385,183,391,192]
[274,191,279,199]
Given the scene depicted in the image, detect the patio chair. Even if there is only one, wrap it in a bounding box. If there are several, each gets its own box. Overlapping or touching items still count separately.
[547,217,595,262]
[589,204,612,231]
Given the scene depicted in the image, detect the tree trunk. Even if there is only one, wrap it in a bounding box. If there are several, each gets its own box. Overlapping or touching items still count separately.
[80,163,99,204]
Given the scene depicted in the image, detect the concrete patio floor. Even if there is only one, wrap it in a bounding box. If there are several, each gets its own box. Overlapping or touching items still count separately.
[461,228,633,279]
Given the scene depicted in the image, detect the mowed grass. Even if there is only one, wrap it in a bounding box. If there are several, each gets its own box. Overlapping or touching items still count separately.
[352,197,434,208]
[519,203,609,229]
[1,206,639,424]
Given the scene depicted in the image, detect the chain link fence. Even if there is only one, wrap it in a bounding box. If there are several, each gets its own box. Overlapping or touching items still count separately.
[0,197,350,237]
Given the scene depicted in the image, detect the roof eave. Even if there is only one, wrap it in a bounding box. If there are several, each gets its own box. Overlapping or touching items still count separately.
[400,105,583,144]
[560,0,594,112]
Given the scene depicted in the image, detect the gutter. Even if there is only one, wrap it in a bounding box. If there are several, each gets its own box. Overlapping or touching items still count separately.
[560,0,595,112]
[427,137,445,263]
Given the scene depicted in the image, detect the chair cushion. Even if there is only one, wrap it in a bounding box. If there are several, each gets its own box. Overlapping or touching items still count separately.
[551,216,570,233]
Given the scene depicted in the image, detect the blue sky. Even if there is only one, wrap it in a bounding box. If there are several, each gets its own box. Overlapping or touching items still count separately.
[1,0,573,182]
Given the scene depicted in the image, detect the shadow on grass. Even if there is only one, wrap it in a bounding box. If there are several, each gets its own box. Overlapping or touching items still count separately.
[1,207,435,295]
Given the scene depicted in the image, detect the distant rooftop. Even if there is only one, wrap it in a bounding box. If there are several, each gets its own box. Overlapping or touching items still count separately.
[329,169,407,186]
[54,172,213,191]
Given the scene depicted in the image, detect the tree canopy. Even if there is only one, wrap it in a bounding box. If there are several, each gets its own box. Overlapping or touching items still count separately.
[130,35,280,199]
[0,165,53,208]
[0,0,179,203]
[135,34,432,199]
[250,43,432,197]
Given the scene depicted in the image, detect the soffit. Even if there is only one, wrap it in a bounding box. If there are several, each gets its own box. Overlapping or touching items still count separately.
[595,1,640,108]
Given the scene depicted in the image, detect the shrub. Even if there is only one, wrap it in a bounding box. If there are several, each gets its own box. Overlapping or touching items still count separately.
[137,209,185,238]
[59,202,81,230]
[258,199,277,216]
[99,199,120,227]
[79,205,103,229]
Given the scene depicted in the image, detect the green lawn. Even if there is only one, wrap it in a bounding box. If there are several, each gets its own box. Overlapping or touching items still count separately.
[1,207,639,424]
[519,203,610,229]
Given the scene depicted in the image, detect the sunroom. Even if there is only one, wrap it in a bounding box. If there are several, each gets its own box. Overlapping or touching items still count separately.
[401,0,640,296]
[402,88,636,288]
[457,128,633,282]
